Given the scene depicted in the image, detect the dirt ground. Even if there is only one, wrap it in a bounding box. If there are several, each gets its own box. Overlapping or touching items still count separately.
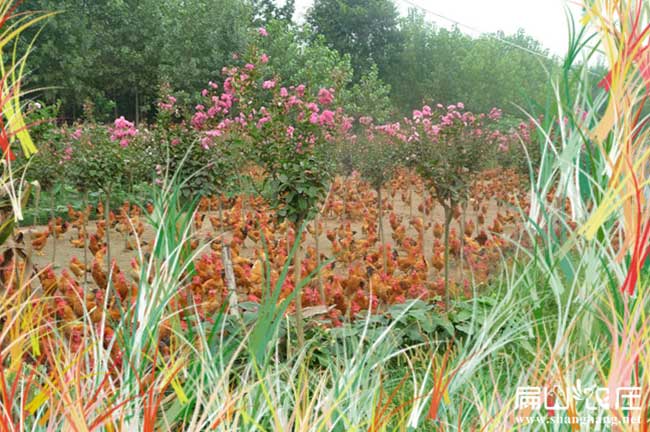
[20,185,515,289]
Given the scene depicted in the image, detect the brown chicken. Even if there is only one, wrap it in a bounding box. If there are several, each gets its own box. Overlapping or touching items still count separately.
[431,251,445,272]
[92,259,108,290]
[70,234,86,248]
[49,218,69,238]
[433,223,444,239]
[69,256,87,278]
[39,266,59,295]
[31,229,50,254]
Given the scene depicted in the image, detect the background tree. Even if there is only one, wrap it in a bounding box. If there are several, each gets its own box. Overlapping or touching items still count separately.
[157,0,251,101]
[339,64,394,123]
[307,0,403,82]
[19,0,250,121]
[259,21,353,95]
[251,0,295,25]
[387,12,467,115]
[387,11,558,116]
[20,0,163,121]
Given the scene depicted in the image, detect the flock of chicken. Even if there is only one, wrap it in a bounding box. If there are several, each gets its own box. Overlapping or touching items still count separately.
[13,169,529,337]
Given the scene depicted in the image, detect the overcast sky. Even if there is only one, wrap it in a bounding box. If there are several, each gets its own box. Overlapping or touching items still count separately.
[291,0,580,56]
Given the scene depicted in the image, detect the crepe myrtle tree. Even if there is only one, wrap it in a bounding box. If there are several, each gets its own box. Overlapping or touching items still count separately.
[153,86,239,211]
[351,116,404,272]
[65,119,140,277]
[26,126,72,264]
[400,103,502,308]
[192,28,352,346]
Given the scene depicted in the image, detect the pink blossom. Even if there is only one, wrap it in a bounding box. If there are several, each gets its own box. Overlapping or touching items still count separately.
[260,53,269,64]
[307,102,319,113]
[262,80,276,89]
[488,107,502,121]
[245,63,255,71]
[192,111,208,129]
[296,84,306,97]
[258,27,268,37]
[341,116,353,132]
[287,126,295,137]
[457,102,464,109]
[109,116,138,146]
[359,116,373,125]
[280,87,288,97]
[60,146,73,162]
[309,112,319,124]
[318,88,334,105]
[318,110,335,126]
[223,78,233,94]
[71,128,82,140]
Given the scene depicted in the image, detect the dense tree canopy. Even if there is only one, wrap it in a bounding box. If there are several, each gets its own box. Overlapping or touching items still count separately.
[385,11,558,116]
[19,0,563,122]
[307,0,403,81]
[20,0,250,121]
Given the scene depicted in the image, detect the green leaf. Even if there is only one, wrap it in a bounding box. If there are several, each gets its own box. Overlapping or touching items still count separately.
[0,218,15,246]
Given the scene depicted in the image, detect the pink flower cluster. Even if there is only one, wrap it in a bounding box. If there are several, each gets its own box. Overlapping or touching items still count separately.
[190,58,350,152]
[71,128,83,140]
[372,103,510,156]
[158,95,177,112]
[59,146,73,164]
[109,116,138,147]
[488,107,502,121]
[318,88,335,105]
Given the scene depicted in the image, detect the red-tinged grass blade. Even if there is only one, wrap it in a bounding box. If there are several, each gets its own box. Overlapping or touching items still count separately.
[143,351,186,432]
[369,371,416,432]
[427,341,469,423]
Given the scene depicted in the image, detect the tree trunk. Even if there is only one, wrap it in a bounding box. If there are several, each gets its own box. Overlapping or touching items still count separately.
[315,214,325,304]
[443,205,452,310]
[83,192,89,287]
[33,185,41,228]
[459,202,466,285]
[135,89,139,126]
[293,227,305,348]
[218,196,224,235]
[376,187,387,272]
[105,186,112,274]
[421,190,427,261]
[222,243,240,318]
[50,193,57,266]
